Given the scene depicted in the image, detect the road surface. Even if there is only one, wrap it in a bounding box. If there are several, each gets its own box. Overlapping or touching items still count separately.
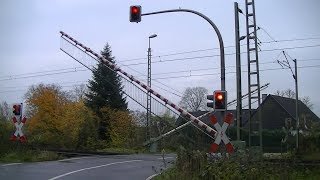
[0,154,175,180]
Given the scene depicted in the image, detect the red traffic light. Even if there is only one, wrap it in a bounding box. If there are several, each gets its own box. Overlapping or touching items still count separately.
[13,104,21,116]
[214,90,227,111]
[215,93,224,101]
[130,5,141,23]
[131,6,139,14]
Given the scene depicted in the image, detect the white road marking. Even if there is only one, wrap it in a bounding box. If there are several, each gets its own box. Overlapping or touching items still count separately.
[146,173,159,180]
[47,159,143,180]
[58,156,91,162]
[2,163,23,166]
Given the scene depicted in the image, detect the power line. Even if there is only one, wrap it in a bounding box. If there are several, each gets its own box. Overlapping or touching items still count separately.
[120,66,183,97]
[61,38,184,98]
[238,9,278,42]
[261,37,320,44]
[1,58,319,82]
[148,58,320,77]
[0,66,85,79]
[118,36,320,63]
[1,42,320,80]
[1,64,319,94]
[152,65,320,80]
[257,26,277,43]
[0,69,88,82]
[0,84,83,94]
[120,44,320,66]
[0,80,88,89]
[117,60,183,97]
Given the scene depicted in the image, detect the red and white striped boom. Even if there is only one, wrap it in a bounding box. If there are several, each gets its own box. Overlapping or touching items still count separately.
[59,31,217,137]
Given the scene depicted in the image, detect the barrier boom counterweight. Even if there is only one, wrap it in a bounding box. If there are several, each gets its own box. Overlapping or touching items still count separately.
[60,31,218,137]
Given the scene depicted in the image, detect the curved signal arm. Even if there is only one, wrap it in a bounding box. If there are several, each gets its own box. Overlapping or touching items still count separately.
[141,9,226,91]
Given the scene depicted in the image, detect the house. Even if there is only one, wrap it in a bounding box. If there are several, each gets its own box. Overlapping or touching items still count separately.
[250,94,320,130]
[175,94,319,152]
[176,94,319,131]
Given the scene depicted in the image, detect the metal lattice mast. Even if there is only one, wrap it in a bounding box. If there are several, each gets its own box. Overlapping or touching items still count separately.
[245,0,262,150]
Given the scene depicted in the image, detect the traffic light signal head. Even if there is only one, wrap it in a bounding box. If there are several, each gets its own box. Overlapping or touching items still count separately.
[214,90,227,111]
[206,94,214,108]
[13,104,21,116]
[130,5,141,23]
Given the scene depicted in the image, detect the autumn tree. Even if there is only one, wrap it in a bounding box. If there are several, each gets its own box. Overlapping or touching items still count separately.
[0,101,14,153]
[61,100,98,150]
[25,84,98,149]
[25,84,69,147]
[100,107,134,148]
[0,101,13,154]
[85,44,127,141]
[179,87,208,112]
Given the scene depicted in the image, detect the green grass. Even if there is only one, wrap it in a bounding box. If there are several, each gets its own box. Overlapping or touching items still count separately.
[0,150,62,163]
[299,152,320,161]
[153,167,179,180]
[98,147,141,154]
[155,164,320,180]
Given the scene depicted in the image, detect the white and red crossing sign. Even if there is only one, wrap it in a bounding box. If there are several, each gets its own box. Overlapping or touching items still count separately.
[210,113,235,153]
[10,116,27,143]
[10,103,27,143]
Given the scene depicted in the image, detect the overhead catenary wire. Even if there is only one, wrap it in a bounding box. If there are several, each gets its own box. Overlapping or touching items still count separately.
[0,66,84,79]
[0,80,88,89]
[0,69,88,82]
[0,84,84,94]
[1,64,319,93]
[120,44,320,66]
[1,39,320,96]
[1,58,320,82]
[151,65,320,80]
[1,57,319,82]
[238,7,278,43]
[117,60,183,96]
[148,58,320,77]
[1,43,320,81]
[118,36,320,63]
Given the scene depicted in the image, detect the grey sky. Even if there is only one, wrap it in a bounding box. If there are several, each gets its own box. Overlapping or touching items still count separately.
[1,0,320,116]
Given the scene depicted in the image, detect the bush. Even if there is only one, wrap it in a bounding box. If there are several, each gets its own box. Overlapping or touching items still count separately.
[155,148,320,180]
[0,120,15,155]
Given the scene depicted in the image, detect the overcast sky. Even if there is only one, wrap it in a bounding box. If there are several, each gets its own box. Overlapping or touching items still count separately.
[1,0,320,116]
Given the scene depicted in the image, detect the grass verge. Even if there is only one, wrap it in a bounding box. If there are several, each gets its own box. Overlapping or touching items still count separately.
[0,150,62,163]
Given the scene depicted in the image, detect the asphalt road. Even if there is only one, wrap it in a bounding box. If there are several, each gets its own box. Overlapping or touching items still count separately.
[0,154,176,180]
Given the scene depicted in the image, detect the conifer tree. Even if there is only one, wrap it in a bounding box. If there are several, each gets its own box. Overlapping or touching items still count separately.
[86,44,127,140]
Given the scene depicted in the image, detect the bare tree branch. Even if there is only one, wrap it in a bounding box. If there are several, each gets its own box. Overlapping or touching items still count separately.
[179,87,208,112]
[301,96,313,110]
[275,89,313,109]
